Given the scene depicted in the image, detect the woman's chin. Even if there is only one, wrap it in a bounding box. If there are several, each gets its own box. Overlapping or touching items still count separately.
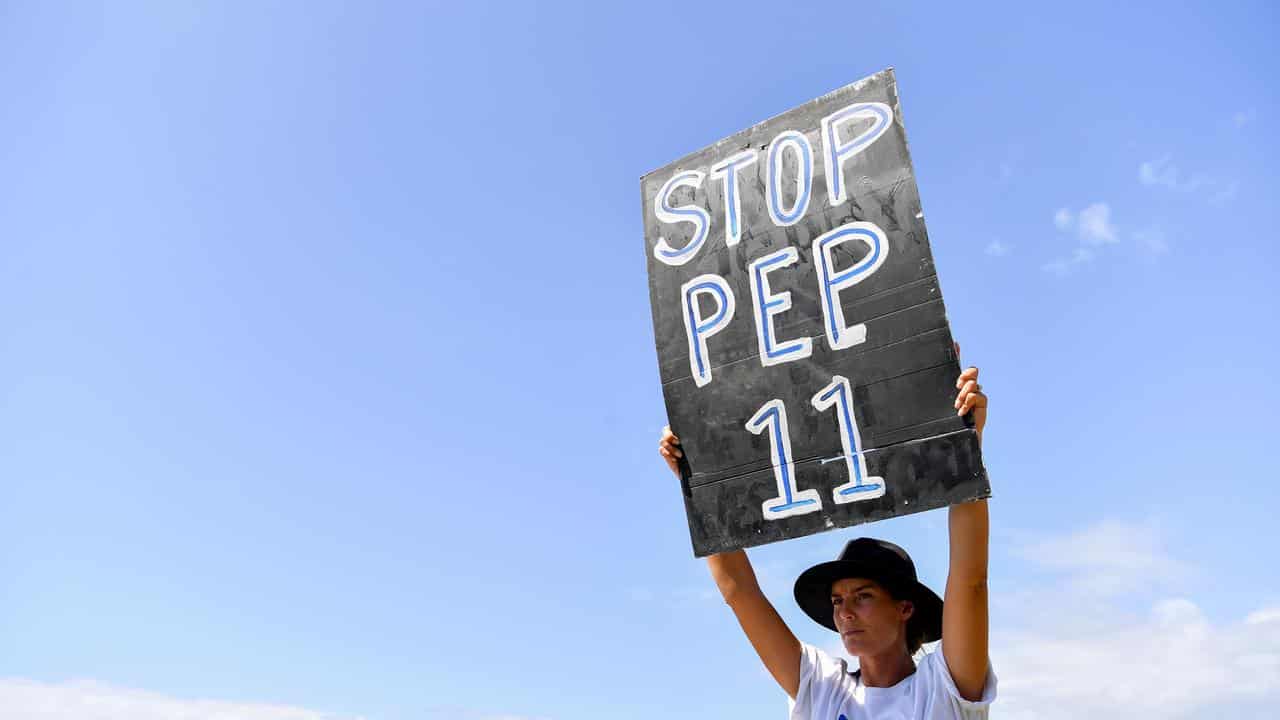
[840,633,868,655]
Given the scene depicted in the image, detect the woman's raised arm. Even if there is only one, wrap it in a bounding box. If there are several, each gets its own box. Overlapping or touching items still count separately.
[941,365,990,701]
[660,427,803,699]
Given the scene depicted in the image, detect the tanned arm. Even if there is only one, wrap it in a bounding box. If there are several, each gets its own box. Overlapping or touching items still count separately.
[942,363,991,701]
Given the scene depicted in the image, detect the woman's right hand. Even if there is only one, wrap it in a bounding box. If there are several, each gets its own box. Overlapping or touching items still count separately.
[658,425,683,477]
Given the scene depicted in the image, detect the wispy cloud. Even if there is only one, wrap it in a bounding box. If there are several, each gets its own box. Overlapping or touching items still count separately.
[1016,519,1187,596]
[1139,155,1237,205]
[1076,203,1118,244]
[1233,109,1256,128]
[0,680,366,720]
[995,596,1280,720]
[1045,203,1116,274]
[1053,203,1117,245]
[1139,156,1184,189]
[985,240,1011,257]
[991,519,1280,719]
[1247,606,1280,626]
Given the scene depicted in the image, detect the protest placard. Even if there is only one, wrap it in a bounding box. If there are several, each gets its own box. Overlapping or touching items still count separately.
[641,68,990,557]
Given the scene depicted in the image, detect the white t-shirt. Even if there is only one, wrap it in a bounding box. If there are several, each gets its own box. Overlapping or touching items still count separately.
[788,643,997,720]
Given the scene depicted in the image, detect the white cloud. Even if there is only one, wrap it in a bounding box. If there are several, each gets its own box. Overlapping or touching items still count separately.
[1076,202,1117,245]
[1247,606,1280,626]
[1046,203,1117,273]
[994,520,1280,719]
[0,680,365,720]
[1139,156,1236,205]
[1051,203,1116,244]
[1234,109,1256,128]
[995,597,1280,720]
[1017,519,1187,596]
[985,240,1011,257]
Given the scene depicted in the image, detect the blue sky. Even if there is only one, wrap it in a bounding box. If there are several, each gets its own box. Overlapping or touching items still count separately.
[1,2,1278,719]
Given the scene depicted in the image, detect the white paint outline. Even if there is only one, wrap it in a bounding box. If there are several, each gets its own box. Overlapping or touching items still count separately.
[710,150,758,248]
[811,375,885,503]
[653,170,710,266]
[748,247,812,367]
[766,130,813,227]
[820,101,893,207]
[746,398,822,520]
[812,221,890,351]
[680,273,736,388]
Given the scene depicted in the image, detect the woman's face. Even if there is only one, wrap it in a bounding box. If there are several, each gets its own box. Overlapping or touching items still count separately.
[830,577,914,658]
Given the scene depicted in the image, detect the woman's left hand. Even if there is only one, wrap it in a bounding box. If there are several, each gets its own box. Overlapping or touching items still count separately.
[954,364,988,441]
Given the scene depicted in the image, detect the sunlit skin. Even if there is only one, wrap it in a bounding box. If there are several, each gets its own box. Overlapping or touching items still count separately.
[659,346,989,700]
[831,577,917,687]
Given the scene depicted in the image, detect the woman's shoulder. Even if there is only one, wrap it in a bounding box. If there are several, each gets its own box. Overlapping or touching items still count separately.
[914,647,998,713]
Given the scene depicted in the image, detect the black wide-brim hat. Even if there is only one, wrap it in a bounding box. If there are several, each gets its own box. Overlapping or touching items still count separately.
[793,537,943,642]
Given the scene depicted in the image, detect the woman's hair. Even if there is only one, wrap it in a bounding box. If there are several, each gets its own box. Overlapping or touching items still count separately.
[886,584,926,656]
[904,609,926,656]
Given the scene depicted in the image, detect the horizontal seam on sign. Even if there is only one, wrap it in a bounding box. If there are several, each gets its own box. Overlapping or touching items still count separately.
[771,292,943,339]
[869,414,963,440]
[660,314,952,389]
[689,427,977,490]
[685,357,959,485]
[659,275,941,370]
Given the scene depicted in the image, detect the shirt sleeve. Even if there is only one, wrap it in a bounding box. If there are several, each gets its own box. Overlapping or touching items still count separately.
[788,643,849,720]
[920,648,997,716]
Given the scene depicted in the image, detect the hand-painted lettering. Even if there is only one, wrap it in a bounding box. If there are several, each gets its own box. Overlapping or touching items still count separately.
[747,398,822,520]
[812,375,885,502]
[821,102,892,207]
[813,221,890,350]
[710,150,758,248]
[653,170,710,266]
[681,273,736,388]
[767,130,813,226]
[748,247,813,367]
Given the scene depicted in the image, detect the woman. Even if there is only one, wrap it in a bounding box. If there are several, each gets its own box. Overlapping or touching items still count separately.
[658,364,995,719]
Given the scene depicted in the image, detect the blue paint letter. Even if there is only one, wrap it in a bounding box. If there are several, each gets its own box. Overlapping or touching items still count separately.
[710,150,757,248]
[681,273,736,388]
[812,221,889,350]
[653,170,710,266]
[766,130,813,227]
[820,102,892,207]
[746,398,822,520]
[748,247,813,367]
[812,375,885,503]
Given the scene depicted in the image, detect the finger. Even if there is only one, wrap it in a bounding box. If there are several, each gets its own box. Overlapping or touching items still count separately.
[955,366,979,389]
[958,391,987,416]
[661,427,681,445]
[659,441,684,458]
[954,380,980,407]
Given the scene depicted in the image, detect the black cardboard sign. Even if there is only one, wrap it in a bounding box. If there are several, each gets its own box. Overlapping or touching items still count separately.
[641,69,990,557]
